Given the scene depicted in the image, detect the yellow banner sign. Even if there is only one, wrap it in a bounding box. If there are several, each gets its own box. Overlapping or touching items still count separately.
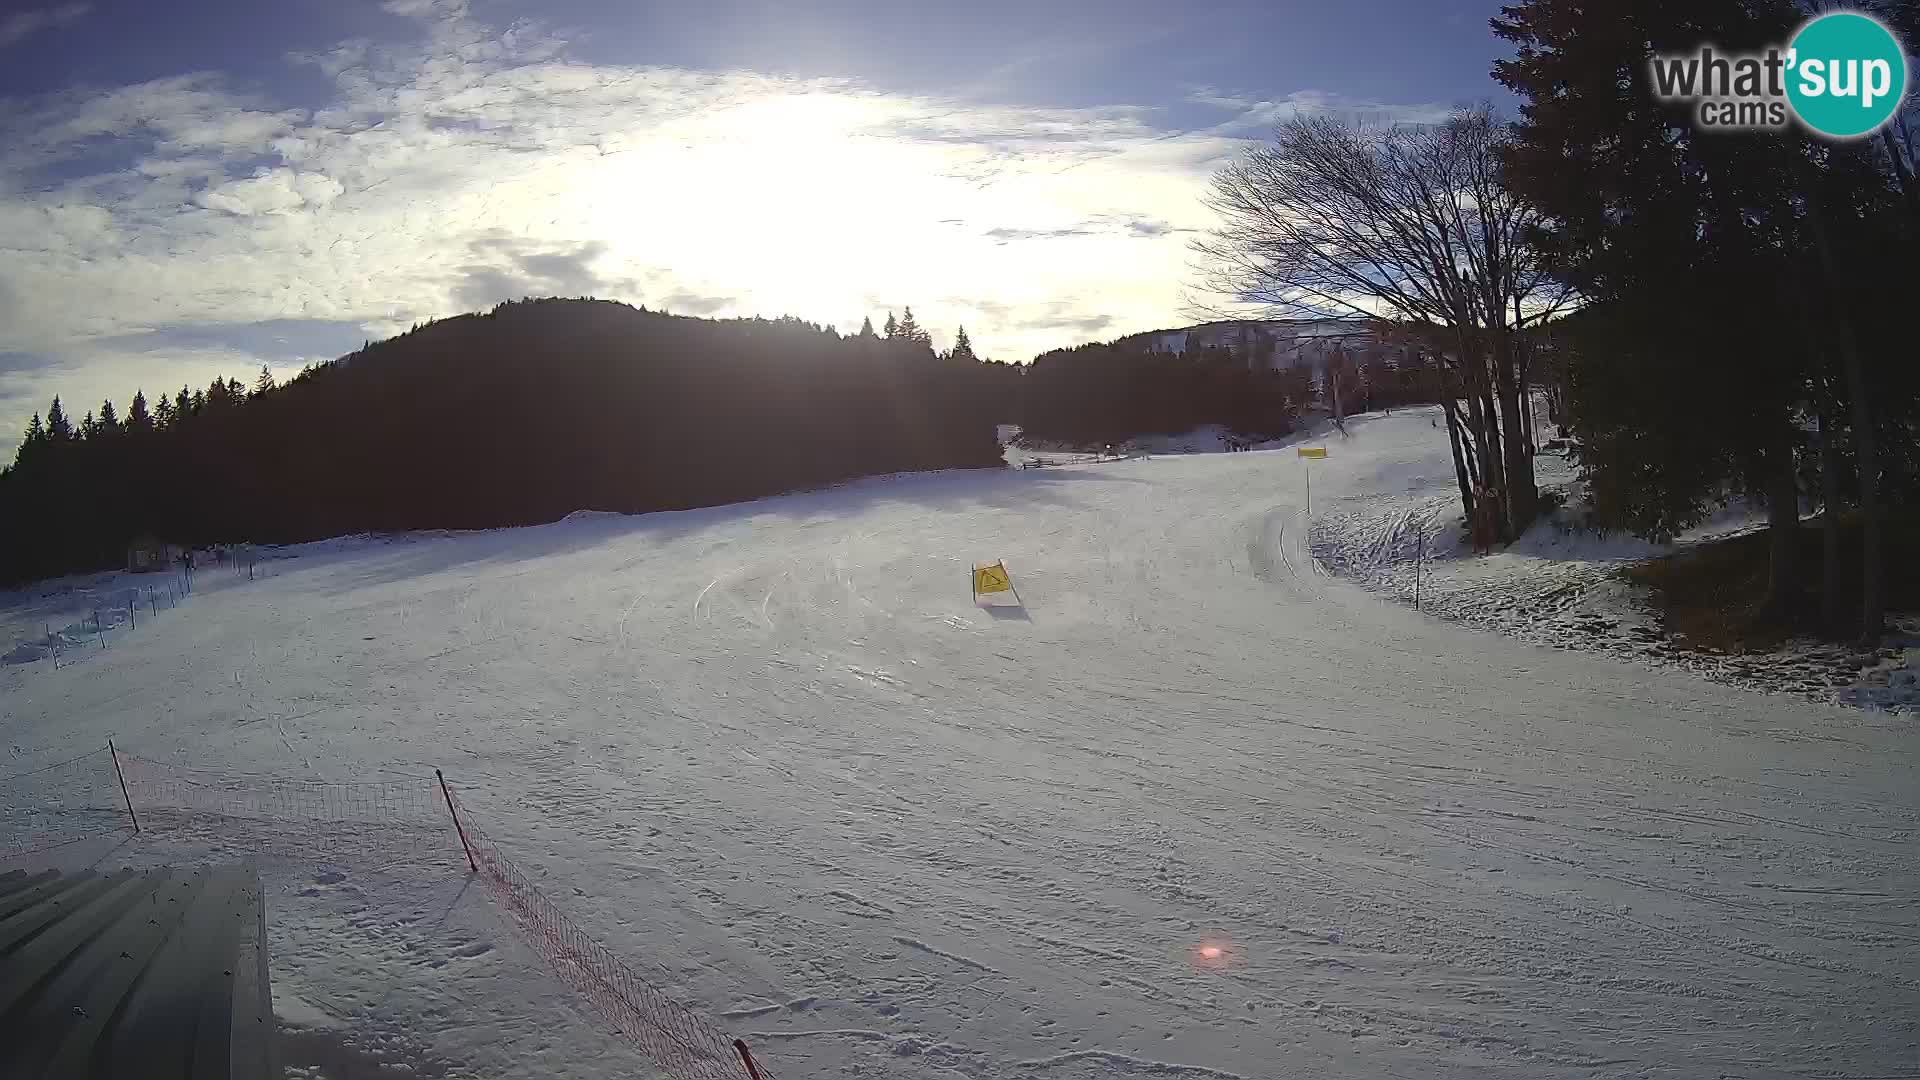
[1297,447,1328,459]
[973,563,1013,594]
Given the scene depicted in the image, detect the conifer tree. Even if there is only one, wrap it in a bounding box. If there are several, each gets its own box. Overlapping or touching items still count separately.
[17,413,45,461]
[896,307,931,347]
[46,397,71,442]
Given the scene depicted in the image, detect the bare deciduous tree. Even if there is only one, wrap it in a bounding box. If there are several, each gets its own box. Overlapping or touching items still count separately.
[1191,107,1571,541]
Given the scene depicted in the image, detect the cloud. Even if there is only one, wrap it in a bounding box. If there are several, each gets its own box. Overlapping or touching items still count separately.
[195,168,344,216]
[0,0,1451,447]
[983,226,1096,243]
[450,234,637,311]
[0,3,89,49]
[983,215,1179,244]
[1186,87,1458,134]
[660,290,733,316]
[380,0,469,18]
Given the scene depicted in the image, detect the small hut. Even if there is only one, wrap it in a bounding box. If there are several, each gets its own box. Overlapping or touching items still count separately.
[126,535,183,573]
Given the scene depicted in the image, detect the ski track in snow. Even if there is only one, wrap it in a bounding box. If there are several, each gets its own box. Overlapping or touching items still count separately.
[3,407,1917,1079]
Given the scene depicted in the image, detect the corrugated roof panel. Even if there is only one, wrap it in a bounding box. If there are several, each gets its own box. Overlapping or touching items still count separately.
[0,865,278,1080]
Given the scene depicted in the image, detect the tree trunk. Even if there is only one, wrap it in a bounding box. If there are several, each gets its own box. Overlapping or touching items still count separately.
[1818,399,1843,636]
[1761,432,1800,624]
[1456,344,1505,539]
[1807,201,1883,642]
[1472,381,1507,540]
[1442,396,1474,524]
[1492,329,1537,538]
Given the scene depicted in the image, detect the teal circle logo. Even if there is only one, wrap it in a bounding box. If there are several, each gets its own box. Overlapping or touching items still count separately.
[1786,12,1908,138]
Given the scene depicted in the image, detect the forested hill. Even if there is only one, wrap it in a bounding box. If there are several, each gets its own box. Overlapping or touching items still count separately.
[0,298,1006,583]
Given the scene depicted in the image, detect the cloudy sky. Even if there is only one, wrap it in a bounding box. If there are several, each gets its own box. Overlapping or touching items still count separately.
[0,0,1512,445]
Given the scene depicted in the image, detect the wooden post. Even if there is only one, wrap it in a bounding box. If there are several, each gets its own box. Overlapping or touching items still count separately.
[1415,528,1424,612]
[436,769,478,873]
[109,739,139,833]
[128,594,136,629]
[734,1039,765,1080]
[46,623,56,668]
[149,587,158,615]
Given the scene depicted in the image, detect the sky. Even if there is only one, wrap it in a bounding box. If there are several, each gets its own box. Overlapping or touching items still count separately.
[0,0,1517,447]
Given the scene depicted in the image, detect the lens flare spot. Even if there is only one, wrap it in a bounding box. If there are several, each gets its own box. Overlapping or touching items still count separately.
[1193,938,1234,970]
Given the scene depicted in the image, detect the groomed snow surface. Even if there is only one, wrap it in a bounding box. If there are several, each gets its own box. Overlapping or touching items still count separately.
[3,405,1916,1079]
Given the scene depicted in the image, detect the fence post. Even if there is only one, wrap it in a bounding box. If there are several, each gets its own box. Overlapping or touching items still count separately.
[436,769,478,873]
[108,739,139,834]
[734,1040,765,1080]
[45,623,56,668]
[149,587,158,616]
[1415,527,1424,613]
[129,594,136,629]
[96,610,107,649]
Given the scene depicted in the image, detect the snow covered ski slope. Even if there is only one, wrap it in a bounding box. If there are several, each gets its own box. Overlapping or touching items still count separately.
[2,409,1915,1079]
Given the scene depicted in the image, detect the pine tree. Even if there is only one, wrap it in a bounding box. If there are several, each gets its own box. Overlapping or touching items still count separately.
[227,377,244,400]
[1493,0,1858,622]
[191,389,206,414]
[951,325,977,363]
[97,399,119,435]
[857,316,877,339]
[127,390,152,432]
[46,397,71,442]
[154,394,174,429]
[883,311,899,339]
[80,410,97,440]
[896,307,930,347]
[252,365,275,397]
[17,413,46,461]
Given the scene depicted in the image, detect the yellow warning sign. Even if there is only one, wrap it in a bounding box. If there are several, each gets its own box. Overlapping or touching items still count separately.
[973,562,1013,594]
[1296,447,1328,459]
